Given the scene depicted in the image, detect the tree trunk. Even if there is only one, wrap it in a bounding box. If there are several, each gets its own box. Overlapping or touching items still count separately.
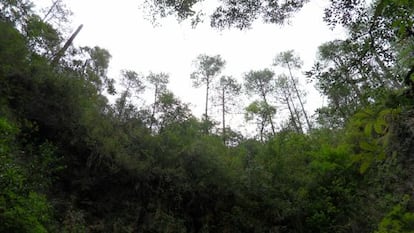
[222,88,226,144]
[288,90,303,133]
[51,24,83,66]
[285,95,300,133]
[257,79,276,136]
[260,90,276,135]
[260,121,265,142]
[42,0,60,22]
[204,79,210,134]
[286,62,311,131]
[149,85,158,132]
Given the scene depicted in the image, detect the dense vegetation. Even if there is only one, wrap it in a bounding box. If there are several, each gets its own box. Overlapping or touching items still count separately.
[1,0,414,232]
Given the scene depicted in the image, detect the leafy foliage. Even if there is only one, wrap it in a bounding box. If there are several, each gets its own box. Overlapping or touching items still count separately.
[142,0,310,29]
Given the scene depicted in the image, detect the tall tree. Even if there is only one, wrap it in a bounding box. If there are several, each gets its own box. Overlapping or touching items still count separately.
[41,0,72,26]
[80,46,115,95]
[306,0,413,128]
[190,54,225,133]
[146,72,169,132]
[115,70,145,121]
[51,24,82,65]
[306,40,366,127]
[244,69,277,136]
[214,75,241,144]
[274,74,303,133]
[273,50,311,131]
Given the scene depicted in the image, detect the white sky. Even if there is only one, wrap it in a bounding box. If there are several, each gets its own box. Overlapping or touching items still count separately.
[35,0,345,134]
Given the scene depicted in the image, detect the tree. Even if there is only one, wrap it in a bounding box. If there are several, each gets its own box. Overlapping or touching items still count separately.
[0,20,28,79]
[306,41,363,127]
[40,0,72,27]
[80,46,116,95]
[50,24,83,65]
[274,74,303,133]
[190,54,225,133]
[245,100,276,142]
[244,69,276,136]
[306,31,403,128]
[370,0,414,91]
[273,50,311,131]
[214,75,241,144]
[146,72,169,132]
[156,91,192,131]
[1,0,34,28]
[25,15,62,59]
[1,0,73,61]
[307,0,412,128]
[115,70,145,121]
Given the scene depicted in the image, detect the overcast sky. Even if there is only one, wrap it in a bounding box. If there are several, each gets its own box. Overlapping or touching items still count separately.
[35,0,346,133]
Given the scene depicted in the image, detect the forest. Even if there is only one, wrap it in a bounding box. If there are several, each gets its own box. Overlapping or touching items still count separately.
[1,0,414,232]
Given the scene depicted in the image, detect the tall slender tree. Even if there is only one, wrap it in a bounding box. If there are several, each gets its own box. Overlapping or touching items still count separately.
[146,72,169,132]
[214,75,241,144]
[244,69,277,136]
[115,70,145,121]
[80,46,115,95]
[274,74,303,133]
[274,50,312,131]
[190,54,225,133]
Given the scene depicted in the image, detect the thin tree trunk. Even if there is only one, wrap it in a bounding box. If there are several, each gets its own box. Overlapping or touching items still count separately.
[260,91,276,136]
[269,111,276,136]
[206,81,209,119]
[51,24,83,66]
[118,85,130,121]
[222,88,226,144]
[42,0,60,22]
[260,121,265,142]
[149,85,158,132]
[264,97,276,136]
[257,79,276,136]
[287,62,311,131]
[285,95,300,133]
[288,90,303,133]
[204,79,210,134]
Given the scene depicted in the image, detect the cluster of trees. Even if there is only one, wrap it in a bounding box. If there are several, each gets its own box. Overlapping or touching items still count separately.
[1,0,414,232]
[187,50,313,143]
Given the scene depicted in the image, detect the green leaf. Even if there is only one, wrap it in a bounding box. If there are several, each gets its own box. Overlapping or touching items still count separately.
[373,121,385,134]
[364,122,373,136]
[377,151,386,161]
[360,141,376,152]
[359,159,371,174]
